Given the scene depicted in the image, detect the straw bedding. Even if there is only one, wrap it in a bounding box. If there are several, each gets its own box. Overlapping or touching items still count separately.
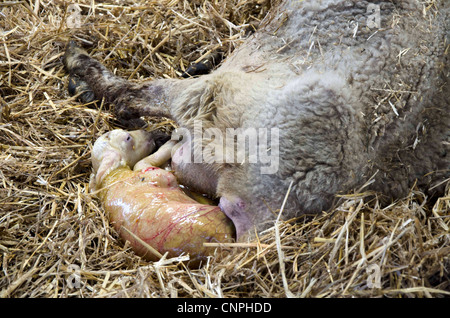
[0,0,449,298]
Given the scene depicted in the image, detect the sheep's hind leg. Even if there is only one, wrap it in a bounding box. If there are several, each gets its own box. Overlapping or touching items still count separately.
[63,40,180,128]
[63,41,129,103]
[63,41,152,128]
[63,41,145,128]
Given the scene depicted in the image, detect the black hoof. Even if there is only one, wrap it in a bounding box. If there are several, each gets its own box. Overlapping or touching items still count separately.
[68,75,96,104]
[181,52,223,78]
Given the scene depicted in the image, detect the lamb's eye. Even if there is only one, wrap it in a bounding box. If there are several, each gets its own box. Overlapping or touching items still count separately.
[126,135,131,141]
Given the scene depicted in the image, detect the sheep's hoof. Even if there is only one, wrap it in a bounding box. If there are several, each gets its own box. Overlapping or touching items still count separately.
[181,52,223,78]
[68,75,96,104]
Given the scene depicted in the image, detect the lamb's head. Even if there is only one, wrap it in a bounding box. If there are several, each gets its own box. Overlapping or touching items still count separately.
[92,129,155,187]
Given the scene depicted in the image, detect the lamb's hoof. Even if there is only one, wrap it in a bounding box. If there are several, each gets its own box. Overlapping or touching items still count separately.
[68,75,96,104]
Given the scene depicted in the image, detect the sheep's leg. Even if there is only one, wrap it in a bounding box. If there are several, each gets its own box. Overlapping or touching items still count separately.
[63,41,173,127]
[63,41,129,104]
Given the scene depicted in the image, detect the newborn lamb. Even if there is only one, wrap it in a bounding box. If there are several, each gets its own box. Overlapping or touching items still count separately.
[91,129,235,265]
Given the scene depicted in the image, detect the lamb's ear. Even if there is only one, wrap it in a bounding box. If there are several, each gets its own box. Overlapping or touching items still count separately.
[94,151,122,188]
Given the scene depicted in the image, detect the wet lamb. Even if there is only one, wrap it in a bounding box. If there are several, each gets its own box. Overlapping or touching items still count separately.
[91,129,235,264]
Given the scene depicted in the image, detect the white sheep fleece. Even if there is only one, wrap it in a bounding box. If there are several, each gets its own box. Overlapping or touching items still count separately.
[166,0,449,228]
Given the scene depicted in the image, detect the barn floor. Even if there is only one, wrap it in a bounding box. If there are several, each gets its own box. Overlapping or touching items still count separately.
[0,0,449,298]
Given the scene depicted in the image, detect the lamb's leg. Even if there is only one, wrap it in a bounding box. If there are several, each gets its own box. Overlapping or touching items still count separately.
[133,139,179,171]
[63,41,173,127]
